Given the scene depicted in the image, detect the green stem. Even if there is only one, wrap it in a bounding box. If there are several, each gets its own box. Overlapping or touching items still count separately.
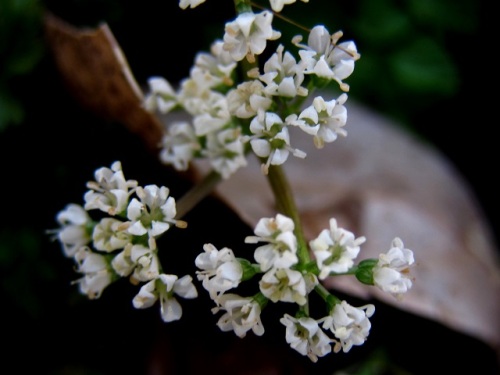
[266,165,309,265]
[175,170,222,219]
[314,283,340,313]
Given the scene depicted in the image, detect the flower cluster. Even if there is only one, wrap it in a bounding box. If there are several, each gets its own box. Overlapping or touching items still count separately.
[51,160,414,360]
[50,0,417,363]
[194,213,414,361]
[50,161,197,322]
[146,2,359,177]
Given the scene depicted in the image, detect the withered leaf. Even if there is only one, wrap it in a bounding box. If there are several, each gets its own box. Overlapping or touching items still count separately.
[43,11,164,153]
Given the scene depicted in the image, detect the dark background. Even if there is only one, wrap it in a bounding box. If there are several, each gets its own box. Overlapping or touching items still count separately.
[0,0,498,374]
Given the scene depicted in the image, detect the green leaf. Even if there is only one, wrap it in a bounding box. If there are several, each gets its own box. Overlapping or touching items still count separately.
[408,0,479,34]
[389,37,459,95]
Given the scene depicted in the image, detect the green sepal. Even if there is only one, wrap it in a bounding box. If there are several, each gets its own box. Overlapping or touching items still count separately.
[238,258,260,281]
[298,260,320,275]
[252,292,268,309]
[355,258,378,285]
[325,293,338,314]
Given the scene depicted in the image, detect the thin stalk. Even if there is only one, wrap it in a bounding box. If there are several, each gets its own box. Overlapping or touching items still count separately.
[266,164,310,264]
[175,170,222,219]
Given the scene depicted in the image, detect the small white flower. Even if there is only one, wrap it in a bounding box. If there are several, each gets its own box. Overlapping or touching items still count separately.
[309,218,365,279]
[259,44,307,98]
[314,94,348,148]
[227,80,272,119]
[52,203,92,257]
[192,92,231,136]
[126,185,178,246]
[320,301,375,353]
[202,128,248,180]
[177,74,213,115]
[280,313,332,362]
[111,243,135,277]
[143,76,178,114]
[73,246,113,299]
[129,244,160,282]
[133,274,198,322]
[373,237,415,298]
[288,94,348,148]
[179,0,206,9]
[212,293,265,338]
[92,217,131,253]
[249,110,306,174]
[159,121,200,171]
[195,243,243,299]
[294,26,359,91]
[84,161,137,216]
[194,40,238,88]
[269,0,309,12]
[259,268,307,305]
[245,213,298,272]
[223,11,281,63]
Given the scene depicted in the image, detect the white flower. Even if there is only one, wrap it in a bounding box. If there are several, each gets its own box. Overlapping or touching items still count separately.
[133,274,198,322]
[223,11,281,63]
[212,293,265,338]
[84,161,137,216]
[177,74,214,115]
[143,76,178,114]
[53,203,92,257]
[259,44,307,98]
[192,92,231,136]
[269,0,309,12]
[73,247,113,299]
[288,94,348,148]
[126,185,178,247]
[195,243,243,299]
[194,40,238,88]
[249,110,306,174]
[129,244,160,282]
[92,217,131,252]
[178,0,206,9]
[314,94,348,148]
[373,237,415,298]
[159,121,200,171]
[280,313,332,362]
[202,128,248,179]
[245,213,298,272]
[227,80,272,119]
[111,243,135,277]
[309,218,365,279]
[259,268,307,305]
[294,26,359,91]
[320,301,375,353]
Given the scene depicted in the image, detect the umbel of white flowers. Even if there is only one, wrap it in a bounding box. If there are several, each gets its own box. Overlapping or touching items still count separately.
[50,162,414,361]
[49,0,416,362]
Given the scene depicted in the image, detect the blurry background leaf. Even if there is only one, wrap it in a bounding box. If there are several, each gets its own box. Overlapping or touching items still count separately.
[0,0,44,130]
[389,37,458,95]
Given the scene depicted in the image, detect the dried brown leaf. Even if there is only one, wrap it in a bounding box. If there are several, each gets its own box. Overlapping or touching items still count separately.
[43,11,164,153]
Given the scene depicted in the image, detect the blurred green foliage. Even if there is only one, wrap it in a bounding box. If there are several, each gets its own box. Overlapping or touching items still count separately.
[0,0,44,130]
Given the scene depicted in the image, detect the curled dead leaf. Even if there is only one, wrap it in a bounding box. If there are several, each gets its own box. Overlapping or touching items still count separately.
[43,11,163,153]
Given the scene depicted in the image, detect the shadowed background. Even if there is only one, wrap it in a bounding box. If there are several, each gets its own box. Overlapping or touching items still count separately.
[0,0,497,374]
